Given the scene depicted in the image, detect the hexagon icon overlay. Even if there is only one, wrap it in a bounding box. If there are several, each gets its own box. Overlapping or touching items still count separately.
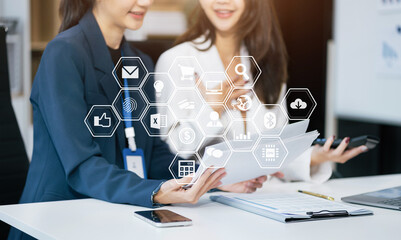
[253,137,288,169]
[281,88,317,120]
[170,89,205,120]
[84,105,120,137]
[141,105,177,137]
[225,120,260,151]
[168,56,204,88]
[197,72,233,104]
[141,73,175,104]
[253,104,288,136]
[226,88,261,120]
[169,153,201,185]
[225,56,262,88]
[112,89,148,121]
[169,121,205,153]
[197,137,232,168]
[113,57,149,88]
[197,104,231,137]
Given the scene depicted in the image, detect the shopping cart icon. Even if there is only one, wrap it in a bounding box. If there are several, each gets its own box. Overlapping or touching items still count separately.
[178,64,195,81]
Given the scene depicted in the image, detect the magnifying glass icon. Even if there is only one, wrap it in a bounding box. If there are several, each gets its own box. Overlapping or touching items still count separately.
[235,63,250,81]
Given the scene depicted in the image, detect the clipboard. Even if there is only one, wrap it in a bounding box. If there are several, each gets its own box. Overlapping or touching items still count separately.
[210,193,373,223]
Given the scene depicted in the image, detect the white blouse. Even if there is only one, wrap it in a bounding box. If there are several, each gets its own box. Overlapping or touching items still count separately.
[155,37,332,183]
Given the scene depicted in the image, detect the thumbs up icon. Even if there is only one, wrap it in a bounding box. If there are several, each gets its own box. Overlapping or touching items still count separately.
[94,113,111,128]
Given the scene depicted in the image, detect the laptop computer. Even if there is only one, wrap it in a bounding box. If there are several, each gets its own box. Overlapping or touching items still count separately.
[342,186,401,211]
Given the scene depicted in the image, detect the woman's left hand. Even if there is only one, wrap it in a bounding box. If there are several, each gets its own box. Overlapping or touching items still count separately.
[217,172,284,193]
[311,136,369,166]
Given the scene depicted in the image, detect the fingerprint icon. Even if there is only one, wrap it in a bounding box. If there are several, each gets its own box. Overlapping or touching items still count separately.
[123,97,137,113]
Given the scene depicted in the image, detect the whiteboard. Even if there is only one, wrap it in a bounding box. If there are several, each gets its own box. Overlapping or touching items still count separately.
[334,0,401,126]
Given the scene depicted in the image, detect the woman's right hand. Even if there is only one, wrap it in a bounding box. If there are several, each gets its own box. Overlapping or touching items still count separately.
[311,136,368,166]
[153,168,226,205]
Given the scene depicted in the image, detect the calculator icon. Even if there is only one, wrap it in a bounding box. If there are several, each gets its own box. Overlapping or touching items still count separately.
[178,160,195,177]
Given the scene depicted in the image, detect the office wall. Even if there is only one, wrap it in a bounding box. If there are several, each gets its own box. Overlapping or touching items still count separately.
[273,0,401,178]
[274,0,334,136]
[334,0,401,177]
[334,0,401,126]
[1,0,32,156]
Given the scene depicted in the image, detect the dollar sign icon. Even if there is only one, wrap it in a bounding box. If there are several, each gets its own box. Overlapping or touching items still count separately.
[179,128,196,145]
[184,131,191,141]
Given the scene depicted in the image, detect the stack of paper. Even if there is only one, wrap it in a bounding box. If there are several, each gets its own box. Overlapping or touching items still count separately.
[189,120,319,186]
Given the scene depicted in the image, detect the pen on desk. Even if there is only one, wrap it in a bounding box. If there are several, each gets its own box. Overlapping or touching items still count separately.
[298,190,335,201]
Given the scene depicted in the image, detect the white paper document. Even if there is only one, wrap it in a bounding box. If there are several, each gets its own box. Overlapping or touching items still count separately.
[188,120,319,186]
[210,193,373,223]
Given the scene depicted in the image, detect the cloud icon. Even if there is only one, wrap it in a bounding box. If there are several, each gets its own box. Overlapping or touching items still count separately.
[290,98,307,110]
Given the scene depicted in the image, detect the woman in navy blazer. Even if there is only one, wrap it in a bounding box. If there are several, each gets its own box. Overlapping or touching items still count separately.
[8,0,238,239]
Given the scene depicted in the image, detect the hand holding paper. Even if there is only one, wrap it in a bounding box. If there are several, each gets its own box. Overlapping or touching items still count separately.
[187,120,319,186]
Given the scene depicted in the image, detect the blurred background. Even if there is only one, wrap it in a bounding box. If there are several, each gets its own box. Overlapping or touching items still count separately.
[1,0,400,178]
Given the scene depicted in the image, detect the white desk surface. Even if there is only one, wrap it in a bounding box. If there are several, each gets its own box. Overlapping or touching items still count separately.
[1,174,400,240]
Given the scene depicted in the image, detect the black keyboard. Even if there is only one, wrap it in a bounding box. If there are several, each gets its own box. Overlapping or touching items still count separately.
[379,197,401,206]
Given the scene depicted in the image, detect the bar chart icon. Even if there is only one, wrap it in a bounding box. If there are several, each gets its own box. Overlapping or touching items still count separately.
[233,131,252,141]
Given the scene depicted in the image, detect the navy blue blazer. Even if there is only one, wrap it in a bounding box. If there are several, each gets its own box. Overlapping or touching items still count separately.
[8,11,181,240]
[18,12,176,208]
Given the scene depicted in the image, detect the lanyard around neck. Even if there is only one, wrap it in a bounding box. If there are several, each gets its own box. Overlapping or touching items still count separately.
[121,50,137,151]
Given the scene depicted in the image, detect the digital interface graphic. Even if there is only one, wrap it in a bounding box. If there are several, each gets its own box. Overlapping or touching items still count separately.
[84,56,317,184]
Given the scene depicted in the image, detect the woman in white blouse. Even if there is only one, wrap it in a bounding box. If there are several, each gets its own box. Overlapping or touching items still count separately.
[155,0,368,188]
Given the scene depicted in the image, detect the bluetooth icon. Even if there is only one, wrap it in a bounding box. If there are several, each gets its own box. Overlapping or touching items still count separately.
[253,104,288,137]
[264,112,277,129]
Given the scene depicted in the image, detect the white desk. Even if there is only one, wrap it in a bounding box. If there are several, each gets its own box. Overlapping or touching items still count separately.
[1,174,400,240]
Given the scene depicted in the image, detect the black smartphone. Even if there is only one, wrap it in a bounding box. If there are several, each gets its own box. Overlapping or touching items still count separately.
[134,210,192,228]
[313,135,380,150]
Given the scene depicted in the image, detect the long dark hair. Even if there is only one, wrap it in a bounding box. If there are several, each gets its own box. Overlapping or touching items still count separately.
[59,0,94,33]
[176,0,288,104]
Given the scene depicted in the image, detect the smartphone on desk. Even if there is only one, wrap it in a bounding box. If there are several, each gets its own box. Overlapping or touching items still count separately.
[134,210,192,228]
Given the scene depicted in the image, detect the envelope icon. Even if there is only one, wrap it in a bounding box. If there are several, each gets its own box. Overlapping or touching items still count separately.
[122,66,139,79]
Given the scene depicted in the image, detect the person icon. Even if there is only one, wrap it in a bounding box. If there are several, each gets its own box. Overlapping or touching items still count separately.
[207,111,223,128]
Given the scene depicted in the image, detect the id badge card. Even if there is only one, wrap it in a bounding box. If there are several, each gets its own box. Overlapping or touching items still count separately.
[123,148,147,179]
